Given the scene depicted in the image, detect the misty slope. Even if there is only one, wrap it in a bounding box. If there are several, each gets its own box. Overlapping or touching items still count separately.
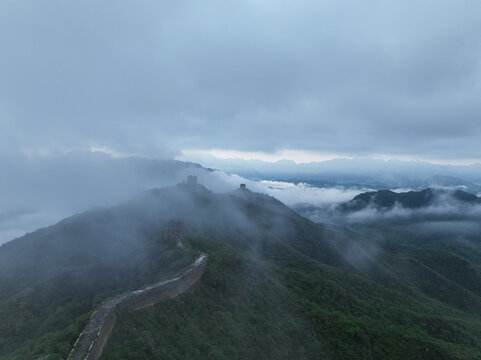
[0,183,341,359]
[1,184,481,359]
[340,188,481,213]
[0,151,217,245]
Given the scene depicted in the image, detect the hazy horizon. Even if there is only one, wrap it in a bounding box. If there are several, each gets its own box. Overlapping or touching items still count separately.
[2,1,481,241]
[3,148,481,245]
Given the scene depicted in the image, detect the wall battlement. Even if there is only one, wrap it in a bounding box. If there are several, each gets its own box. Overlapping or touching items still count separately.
[67,253,208,360]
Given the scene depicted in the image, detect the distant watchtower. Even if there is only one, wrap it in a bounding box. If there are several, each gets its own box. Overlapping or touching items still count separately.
[187,175,197,185]
[240,183,246,190]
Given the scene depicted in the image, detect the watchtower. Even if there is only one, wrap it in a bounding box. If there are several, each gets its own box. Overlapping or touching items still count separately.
[187,175,197,185]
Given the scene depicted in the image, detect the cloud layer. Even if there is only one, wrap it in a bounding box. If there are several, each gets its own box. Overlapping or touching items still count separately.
[0,151,361,245]
[1,1,481,160]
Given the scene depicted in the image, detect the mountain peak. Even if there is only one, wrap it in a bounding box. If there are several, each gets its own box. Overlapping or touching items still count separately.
[341,187,480,212]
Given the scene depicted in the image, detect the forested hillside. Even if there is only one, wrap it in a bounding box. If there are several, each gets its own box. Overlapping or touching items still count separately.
[1,183,481,359]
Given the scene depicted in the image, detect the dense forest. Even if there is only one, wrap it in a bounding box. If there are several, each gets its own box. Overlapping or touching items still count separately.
[1,184,481,359]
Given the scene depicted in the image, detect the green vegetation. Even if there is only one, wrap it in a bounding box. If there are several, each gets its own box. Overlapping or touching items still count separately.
[101,227,481,360]
[0,235,196,360]
[2,185,481,359]
[340,188,480,212]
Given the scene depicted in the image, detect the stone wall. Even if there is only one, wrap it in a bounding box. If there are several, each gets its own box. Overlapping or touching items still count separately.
[67,253,208,360]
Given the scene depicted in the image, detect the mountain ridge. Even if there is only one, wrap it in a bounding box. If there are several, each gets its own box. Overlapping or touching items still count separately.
[2,181,481,359]
[340,187,481,213]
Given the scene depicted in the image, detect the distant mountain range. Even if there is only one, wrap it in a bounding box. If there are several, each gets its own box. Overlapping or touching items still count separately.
[184,155,481,194]
[340,188,481,212]
[294,174,481,195]
[4,151,481,245]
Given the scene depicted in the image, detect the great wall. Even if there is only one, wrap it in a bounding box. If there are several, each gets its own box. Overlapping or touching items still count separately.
[67,253,208,360]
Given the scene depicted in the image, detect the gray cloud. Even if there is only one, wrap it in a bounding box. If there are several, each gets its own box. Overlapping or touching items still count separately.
[3,1,481,243]
[1,1,481,159]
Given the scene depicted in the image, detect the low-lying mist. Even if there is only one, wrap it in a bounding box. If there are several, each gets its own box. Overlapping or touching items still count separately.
[0,150,236,244]
[2,151,361,244]
[296,189,481,238]
[257,180,364,206]
[5,149,481,245]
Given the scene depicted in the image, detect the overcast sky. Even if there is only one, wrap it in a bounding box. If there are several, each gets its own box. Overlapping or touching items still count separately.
[1,0,481,162]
